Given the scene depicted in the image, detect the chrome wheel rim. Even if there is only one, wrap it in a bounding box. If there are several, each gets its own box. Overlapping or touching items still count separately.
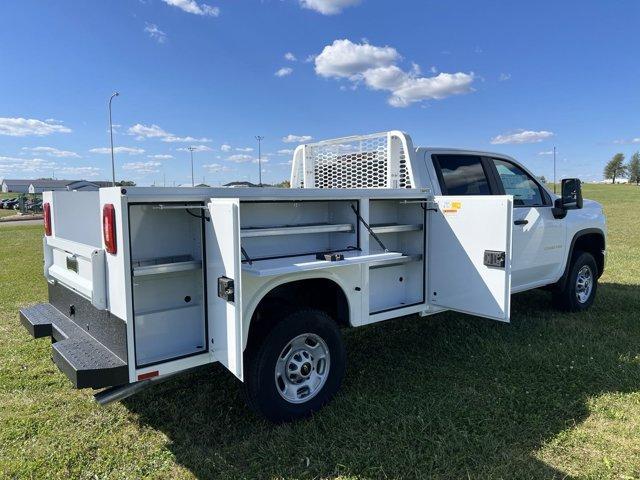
[575,265,593,304]
[275,333,330,404]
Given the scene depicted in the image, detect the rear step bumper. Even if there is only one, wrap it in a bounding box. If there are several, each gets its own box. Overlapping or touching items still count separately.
[20,303,128,388]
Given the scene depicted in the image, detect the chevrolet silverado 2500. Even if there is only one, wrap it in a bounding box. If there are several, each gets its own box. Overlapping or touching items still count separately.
[20,131,606,422]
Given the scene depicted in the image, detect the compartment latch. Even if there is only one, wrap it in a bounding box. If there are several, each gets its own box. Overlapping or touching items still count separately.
[217,276,235,302]
[483,250,506,268]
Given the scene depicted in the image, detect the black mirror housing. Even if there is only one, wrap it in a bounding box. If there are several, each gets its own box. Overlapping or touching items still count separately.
[561,178,583,210]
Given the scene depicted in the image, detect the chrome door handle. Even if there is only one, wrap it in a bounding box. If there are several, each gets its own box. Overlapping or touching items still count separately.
[514,219,528,226]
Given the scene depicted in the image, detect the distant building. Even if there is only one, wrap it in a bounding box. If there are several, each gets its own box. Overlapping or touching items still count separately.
[1,178,112,193]
[223,181,259,188]
[1,179,32,193]
[600,178,629,184]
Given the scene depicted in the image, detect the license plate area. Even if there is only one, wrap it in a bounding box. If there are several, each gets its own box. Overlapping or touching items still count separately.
[66,254,79,273]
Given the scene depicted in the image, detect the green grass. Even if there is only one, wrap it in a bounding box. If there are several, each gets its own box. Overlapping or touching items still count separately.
[1,184,639,479]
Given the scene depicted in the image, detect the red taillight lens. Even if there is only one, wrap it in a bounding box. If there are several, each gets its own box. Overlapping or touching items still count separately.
[103,204,117,254]
[43,202,52,236]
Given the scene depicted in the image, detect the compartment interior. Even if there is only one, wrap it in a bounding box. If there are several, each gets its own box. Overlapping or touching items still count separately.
[129,203,207,366]
[368,199,426,314]
[239,200,359,262]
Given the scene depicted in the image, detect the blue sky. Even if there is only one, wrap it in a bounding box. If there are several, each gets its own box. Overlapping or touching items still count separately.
[0,0,638,186]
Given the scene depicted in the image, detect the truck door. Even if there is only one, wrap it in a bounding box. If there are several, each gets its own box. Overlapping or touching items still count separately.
[206,198,244,380]
[490,158,565,289]
[428,195,513,321]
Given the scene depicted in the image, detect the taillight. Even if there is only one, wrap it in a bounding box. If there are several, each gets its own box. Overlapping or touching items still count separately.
[43,202,52,236]
[103,204,117,254]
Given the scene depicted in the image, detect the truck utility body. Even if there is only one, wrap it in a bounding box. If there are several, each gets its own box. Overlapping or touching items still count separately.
[21,131,606,422]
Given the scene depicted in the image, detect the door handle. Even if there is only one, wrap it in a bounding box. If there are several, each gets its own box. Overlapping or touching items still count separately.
[514,219,528,226]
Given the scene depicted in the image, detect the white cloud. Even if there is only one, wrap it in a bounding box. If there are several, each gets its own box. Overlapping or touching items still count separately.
[0,117,71,137]
[277,149,294,155]
[299,0,361,15]
[490,130,554,145]
[58,166,102,177]
[315,39,400,78]
[122,161,162,173]
[538,150,554,155]
[226,154,254,163]
[89,146,145,155]
[160,0,219,16]
[499,73,511,81]
[0,156,56,174]
[127,123,212,143]
[22,146,80,158]
[235,147,253,152]
[613,137,640,144]
[284,52,297,62]
[314,39,474,107]
[144,23,167,43]
[220,144,231,152]
[177,145,212,152]
[282,134,313,143]
[275,67,293,77]
[148,154,174,159]
[203,163,231,172]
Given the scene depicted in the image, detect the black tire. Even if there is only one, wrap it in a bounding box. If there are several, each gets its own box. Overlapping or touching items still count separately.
[243,309,346,423]
[553,250,598,312]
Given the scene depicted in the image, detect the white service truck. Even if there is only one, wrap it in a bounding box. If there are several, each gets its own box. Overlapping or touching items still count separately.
[20,131,606,422]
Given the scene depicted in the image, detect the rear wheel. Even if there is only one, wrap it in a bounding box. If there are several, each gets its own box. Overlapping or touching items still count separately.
[244,309,346,423]
[553,251,598,311]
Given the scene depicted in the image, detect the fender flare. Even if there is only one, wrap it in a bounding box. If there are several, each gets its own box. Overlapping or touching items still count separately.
[557,228,606,290]
[242,272,354,350]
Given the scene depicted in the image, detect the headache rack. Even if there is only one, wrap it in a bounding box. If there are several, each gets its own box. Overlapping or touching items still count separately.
[290,131,416,189]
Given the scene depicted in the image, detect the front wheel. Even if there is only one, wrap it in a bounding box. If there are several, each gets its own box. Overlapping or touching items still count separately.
[243,309,346,423]
[553,251,598,311]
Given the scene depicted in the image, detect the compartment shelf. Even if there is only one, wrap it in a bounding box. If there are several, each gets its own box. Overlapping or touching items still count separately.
[241,223,354,238]
[242,251,403,277]
[133,256,202,277]
[370,223,423,234]
[369,254,423,269]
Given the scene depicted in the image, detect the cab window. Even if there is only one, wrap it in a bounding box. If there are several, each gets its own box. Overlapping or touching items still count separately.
[492,159,548,207]
[432,155,492,195]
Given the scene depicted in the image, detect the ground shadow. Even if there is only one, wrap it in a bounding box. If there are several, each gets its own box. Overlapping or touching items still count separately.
[124,282,640,479]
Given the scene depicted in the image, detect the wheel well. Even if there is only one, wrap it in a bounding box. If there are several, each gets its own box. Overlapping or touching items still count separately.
[246,278,350,351]
[573,232,605,277]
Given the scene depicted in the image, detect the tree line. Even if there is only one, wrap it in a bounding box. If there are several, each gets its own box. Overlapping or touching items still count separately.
[604,152,640,184]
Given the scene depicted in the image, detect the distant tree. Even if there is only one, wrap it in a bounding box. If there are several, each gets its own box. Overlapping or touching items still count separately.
[629,152,640,186]
[604,153,627,183]
[537,175,547,184]
[116,180,136,186]
[274,180,291,188]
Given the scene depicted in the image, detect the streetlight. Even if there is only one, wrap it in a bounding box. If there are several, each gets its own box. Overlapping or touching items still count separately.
[108,92,119,186]
[255,135,264,186]
[187,146,196,187]
[552,146,558,194]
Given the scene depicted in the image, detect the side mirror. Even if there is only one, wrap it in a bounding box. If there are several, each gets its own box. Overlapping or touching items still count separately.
[561,178,583,209]
[553,178,583,218]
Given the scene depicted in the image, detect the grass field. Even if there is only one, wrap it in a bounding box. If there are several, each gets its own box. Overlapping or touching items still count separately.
[1,184,639,479]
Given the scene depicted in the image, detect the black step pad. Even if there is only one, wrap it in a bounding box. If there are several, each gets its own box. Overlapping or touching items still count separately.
[20,303,128,389]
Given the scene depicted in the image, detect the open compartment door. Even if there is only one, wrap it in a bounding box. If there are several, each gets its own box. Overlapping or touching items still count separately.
[206,198,243,380]
[428,196,513,322]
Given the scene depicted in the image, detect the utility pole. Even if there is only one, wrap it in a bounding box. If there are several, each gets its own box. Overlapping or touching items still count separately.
[255,135,264,186]
[187,146,196,187]
[553,146,557,194]
[108,92,120,186]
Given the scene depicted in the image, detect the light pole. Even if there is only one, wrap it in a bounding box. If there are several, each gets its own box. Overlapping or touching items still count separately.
[553,146,557,194]
[108,92,119,186]
[255,135,264,186]
[187,146,196,187]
